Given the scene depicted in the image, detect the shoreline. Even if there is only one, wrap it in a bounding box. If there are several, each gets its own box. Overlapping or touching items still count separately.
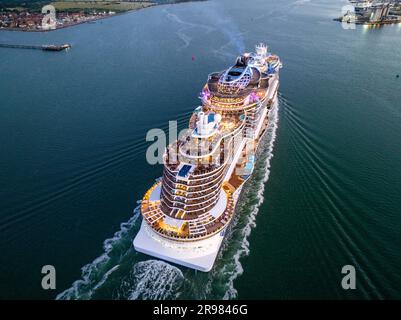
[333,17,401,27]
[0,4,156,33]
[0,1,208,33]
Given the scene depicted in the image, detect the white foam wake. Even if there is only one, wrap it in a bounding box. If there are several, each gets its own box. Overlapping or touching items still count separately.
[56,205,141,300]
[223,101,280,299]
[127,260,184,300]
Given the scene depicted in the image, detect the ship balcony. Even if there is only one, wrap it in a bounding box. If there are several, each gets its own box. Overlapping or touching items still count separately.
[161,181,221,203]
[166,186,221,206]
[184,172,225,189]
[164,161,225,182]
[163,166,225,189]
[178,121,244,160]
[142,181,237,241]
[161,192,220,213]
[162,192,220,213]
[204,90,267,113]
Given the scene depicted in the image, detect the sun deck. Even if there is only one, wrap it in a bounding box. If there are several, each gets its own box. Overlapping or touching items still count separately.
[179,114,246,160]
[140,181,236,242]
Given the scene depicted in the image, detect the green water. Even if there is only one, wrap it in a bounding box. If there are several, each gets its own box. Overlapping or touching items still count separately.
[0,0,400,299]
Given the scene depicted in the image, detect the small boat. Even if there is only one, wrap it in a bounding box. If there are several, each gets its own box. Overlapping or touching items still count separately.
[42,44,71,51]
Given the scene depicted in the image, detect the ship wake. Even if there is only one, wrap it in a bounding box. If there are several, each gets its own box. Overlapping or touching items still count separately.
[56,100,280,300]
[56,205,142,300]
[125,260,184,300]
[218,99,280,299]
[56,204,184,300]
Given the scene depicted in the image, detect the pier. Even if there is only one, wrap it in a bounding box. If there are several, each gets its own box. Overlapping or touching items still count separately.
[0,43,71,52]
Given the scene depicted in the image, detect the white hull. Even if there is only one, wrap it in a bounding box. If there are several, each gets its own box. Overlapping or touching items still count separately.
[134,220,226,272]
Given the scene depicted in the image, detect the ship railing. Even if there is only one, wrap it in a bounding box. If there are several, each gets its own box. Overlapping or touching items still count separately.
[161,182,221,203]
[162,185,220,207]
[143,171,240,241]
[178,122,244,160]
[161,196,219,216]
[162,168,225,190]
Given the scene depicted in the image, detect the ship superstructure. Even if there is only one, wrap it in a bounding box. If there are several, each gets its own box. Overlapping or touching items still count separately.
[134,44,282,271]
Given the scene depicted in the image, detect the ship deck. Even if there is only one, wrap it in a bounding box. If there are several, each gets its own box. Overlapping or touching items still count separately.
[140,183,235,241]
[207,69,270,99]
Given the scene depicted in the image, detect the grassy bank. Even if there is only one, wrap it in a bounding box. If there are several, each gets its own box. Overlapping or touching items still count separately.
[0,0,204,12]
[51,1,154,13]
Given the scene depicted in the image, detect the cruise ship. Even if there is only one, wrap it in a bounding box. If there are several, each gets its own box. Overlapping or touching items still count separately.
[134,44,282,272]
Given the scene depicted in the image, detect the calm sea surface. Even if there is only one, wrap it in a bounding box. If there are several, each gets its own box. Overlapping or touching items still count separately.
[0,0,400,299]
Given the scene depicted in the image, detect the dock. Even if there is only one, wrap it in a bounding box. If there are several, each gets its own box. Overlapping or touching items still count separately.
[0,43,71,52]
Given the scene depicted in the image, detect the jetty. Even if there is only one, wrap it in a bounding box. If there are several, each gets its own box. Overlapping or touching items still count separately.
[0,43,71,52]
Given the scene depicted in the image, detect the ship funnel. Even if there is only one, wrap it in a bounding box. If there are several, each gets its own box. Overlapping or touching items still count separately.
[198,112,205,125]
[203,114,208,125]
[197,112,208,130]
[255,43,268,58]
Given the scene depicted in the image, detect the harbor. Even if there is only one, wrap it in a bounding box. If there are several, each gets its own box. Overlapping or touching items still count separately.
[336,0,401,25]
